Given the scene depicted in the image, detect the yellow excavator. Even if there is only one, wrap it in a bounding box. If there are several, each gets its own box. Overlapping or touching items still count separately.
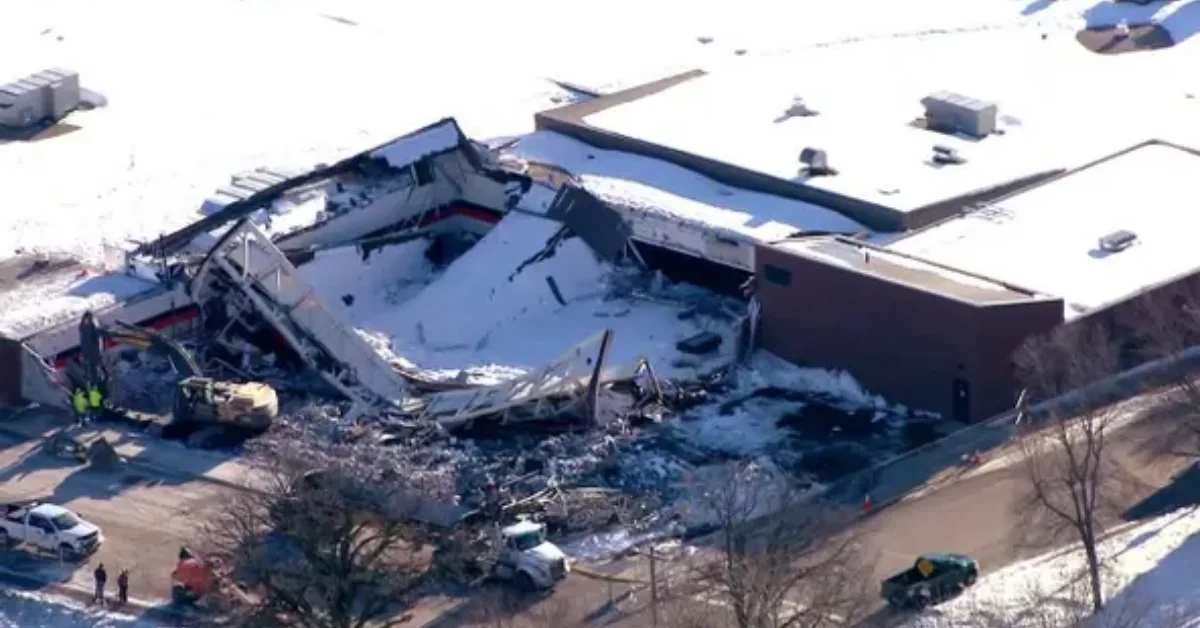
[72,312,278,432]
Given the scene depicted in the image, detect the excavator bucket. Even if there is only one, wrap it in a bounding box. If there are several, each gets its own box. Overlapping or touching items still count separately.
[88,437,124,472]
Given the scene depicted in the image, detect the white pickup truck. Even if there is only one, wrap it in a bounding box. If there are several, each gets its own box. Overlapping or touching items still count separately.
[0,501,103,560]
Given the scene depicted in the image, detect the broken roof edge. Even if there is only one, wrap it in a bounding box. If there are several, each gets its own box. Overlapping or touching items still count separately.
[533,72,910,233]
[135,117,510,258]
[364,117,476,171]
[766,234,1057,308]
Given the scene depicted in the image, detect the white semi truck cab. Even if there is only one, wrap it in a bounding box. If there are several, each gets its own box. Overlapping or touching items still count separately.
[491,520,569,590]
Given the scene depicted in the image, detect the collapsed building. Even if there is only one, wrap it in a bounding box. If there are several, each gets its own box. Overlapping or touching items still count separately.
[1,117,734,430]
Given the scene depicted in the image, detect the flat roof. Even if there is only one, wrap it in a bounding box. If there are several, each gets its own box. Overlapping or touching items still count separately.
[509,130,871,246]
[889,141,1200,319]
[775,237,1041,305]
[542,28,1189,230]
[0,256,158,339]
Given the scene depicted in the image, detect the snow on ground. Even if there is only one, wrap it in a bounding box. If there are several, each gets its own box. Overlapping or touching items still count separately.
[0,588,156,628]
[301,212,734,379]
[908,505,1200,628]
[0,0,781,262]
[662,352,900,460]
[0,267,156,340]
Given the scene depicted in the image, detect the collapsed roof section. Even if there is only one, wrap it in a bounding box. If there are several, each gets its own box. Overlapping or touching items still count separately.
[410,329,615,432]
[138,118,530,259]
[190,218,409,412]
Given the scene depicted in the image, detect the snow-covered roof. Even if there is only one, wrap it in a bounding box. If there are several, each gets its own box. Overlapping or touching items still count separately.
[0,260,159,340]
[575,26,1199,218]
[510,131,870,246]
[889,141,1200,320]
[775,237,1041,305]
[367,118,465,170]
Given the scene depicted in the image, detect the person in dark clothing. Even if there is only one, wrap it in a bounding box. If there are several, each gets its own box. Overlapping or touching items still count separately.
[93,563,107,604]
[116,569,129,605]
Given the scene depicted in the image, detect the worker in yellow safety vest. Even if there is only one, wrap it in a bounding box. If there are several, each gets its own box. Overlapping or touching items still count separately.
[88,386,103,420]
[72,388,89,426]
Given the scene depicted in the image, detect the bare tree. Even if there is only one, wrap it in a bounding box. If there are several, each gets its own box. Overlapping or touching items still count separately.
[1127,284,1200,453]
[201,444,433,628]
[689,462,875,628]
[1013,321,1127,613]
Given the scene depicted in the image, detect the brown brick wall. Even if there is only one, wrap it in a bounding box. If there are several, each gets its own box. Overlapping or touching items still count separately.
[754,245,1062,421]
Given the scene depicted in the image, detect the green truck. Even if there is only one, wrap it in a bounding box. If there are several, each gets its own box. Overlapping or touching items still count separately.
[880,553,979,609]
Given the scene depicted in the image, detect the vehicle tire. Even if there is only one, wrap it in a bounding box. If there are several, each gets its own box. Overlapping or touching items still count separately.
[964,570,978,587]
[514,571,537,593]
[58,543,76,562]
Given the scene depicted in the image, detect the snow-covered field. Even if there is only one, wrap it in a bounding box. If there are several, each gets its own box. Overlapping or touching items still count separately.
[908,505,1200,628]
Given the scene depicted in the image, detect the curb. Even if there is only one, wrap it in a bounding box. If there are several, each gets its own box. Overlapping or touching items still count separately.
[0,560,174,616]
[571,564,648,585]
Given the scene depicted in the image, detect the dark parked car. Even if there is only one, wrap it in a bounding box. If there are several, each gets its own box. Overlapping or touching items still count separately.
[881,553,979,609]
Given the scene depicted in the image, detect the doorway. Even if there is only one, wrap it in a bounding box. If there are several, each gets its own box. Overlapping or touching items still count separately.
[952,377,971,422]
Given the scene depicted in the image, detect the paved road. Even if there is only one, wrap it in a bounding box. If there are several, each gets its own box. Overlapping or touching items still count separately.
[560,408,1200,628]
[0,398,1192,627]
[856,409,1196,618]
[0,432,234,601]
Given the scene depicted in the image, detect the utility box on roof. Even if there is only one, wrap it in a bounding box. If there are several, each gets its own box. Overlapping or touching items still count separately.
[921,91,997,139]
[0,69,81,129]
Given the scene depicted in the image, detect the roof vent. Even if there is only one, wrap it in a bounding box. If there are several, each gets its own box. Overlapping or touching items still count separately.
[1099,230,1137,253]
[800,147,838,176]
[931,145,967,165]
[776,97,819,123]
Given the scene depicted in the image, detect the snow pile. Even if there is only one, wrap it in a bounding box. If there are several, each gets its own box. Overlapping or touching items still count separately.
[0,588,155,628]
[665,352,898,457]
[908,507,1200,628]
[744,352,894,411]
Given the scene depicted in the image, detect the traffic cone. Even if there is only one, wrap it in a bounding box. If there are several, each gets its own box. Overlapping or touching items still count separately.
[862,494,872,514]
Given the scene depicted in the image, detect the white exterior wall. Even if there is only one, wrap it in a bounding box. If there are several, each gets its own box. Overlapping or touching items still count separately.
[621,206,755,272]
[23,283,194,361]
[277,149,513,252]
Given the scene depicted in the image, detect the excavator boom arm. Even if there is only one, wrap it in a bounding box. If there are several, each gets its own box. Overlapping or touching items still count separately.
[77,312,203,390]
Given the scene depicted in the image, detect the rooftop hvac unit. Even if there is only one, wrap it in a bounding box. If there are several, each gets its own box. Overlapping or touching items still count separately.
[1099,230,1137,253]
[921,91,998,138]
